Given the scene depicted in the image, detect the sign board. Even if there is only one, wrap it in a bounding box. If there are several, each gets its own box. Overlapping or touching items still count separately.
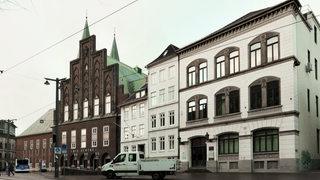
[61,144,67,154]
[54,147,61,155]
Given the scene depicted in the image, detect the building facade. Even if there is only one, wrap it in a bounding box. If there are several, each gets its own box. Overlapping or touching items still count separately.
[120,84,148,155]
[177,0,320,172]
[0,120,16,170]
[15,109,53,171]
[146,45,180,159]
[56,20,146,170]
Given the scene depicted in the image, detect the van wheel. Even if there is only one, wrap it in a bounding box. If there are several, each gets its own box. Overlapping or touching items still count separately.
[106,171,115,179]
[152,172,164,180]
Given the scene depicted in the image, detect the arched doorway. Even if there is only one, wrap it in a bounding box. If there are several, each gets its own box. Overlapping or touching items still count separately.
[90,153,98,170]
[191,137,207,167]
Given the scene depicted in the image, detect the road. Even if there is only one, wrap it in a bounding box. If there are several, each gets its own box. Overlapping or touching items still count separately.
[0,171,319,180]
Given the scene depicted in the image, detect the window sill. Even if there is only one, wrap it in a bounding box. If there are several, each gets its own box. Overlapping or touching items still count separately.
[186,118,208,126]
[248,105,282,117]
[253,152,279,159]
[214,112,241,122]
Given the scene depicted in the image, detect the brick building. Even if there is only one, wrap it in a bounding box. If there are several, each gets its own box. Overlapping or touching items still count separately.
[56,19,146,170]
[15,109,53,170]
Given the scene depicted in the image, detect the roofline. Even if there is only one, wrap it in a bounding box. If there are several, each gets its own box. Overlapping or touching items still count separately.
[145,53,178,68]
[176,0,302,55]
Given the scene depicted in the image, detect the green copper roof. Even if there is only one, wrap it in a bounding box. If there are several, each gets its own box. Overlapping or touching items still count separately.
[110,35,120,61]
[82,17,90,40]
[107,56,146,94]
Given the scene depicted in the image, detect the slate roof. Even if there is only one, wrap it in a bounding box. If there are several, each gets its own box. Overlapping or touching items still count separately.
[146,44,179,68]
[18,109,54,137]
[177,0,302,54]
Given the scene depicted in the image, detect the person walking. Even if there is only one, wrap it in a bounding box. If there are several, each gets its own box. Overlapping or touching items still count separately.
[8,163,14,176]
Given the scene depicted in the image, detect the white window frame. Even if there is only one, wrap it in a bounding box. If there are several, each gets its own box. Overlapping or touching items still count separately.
[132,105,137,119]
[168,65,175,79]
[168,86,174,101]
[92,127,97,147]
[160,136,165,151]
[71,130,76,149]
[139,124,144,136]
[103,125,110,146]
[83,99,88,118]
[105,94,111,114]
[64,105,69,122]
[159,89,165,104]
[169,135,175,150]
[81,129,86,148]
[94,97,99,116]
[62,131,67,145]
[139,103,145,117]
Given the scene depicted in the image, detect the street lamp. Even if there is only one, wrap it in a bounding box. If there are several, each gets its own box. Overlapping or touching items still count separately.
[44,77,66,178]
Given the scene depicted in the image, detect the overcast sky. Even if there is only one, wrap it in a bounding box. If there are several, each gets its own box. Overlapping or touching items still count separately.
[1,0,320,135]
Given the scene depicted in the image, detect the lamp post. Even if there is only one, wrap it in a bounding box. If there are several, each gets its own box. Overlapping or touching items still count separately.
[44,77,66,178]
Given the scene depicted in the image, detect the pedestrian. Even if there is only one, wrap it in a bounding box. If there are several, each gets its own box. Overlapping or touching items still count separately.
[8,163,14,176]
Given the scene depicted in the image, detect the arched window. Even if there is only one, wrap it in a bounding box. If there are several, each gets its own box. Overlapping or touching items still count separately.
[64,104,69,122]
[218,133,239,154]
[83,98,88,118]
[105,93,111,114]
[94,96,99,116]
[249,77,280,110]
[187,95,208,121]
[253,129,279,153]
[249,32,280,68]
[215,47,240,78]
[73,101,78,120]
[215,87,240,116]
[187,59,208,87]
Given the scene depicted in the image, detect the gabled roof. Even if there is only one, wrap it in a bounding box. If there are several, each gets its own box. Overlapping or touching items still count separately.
[177,0,302,54]
[18,109,54,137]
[146,44,179,68]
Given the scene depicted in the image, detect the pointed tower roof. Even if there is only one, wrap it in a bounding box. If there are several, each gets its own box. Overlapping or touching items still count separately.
[110,34,120,61]
[82,17,90,40]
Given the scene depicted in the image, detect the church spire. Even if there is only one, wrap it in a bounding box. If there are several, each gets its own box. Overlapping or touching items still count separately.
[110,33,120,61]
[82,16,90,39]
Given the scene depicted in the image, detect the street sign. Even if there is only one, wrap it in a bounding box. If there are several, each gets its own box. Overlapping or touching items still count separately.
[54,147,61,155]
[61,144,67,154]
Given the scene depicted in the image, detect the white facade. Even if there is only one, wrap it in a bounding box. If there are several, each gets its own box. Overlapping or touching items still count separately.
[147,46,180,158]
[178,0,320,172]
[120,88,149,156]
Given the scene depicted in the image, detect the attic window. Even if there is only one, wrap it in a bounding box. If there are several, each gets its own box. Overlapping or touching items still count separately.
[136,92,141,99]
[163,50,168,56]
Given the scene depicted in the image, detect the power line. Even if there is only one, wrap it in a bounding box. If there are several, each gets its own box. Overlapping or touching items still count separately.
[1,0,138,74]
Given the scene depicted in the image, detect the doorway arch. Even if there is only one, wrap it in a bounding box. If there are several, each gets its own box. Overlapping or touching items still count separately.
[191,137,207,167]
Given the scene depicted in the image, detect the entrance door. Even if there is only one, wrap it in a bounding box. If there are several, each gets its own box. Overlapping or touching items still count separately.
[191,137,207,167]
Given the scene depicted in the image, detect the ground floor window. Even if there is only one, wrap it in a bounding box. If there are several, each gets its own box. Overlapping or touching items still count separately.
[253,129,279,153]
[218,133,239,154]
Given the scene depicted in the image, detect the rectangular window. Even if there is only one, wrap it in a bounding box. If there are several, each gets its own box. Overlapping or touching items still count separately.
[199,62,207,83]
[307,89,310,112]
[151,138,156,151]
[71,130,76,149]
[151,115,156,128]
[159,69,165,82]
[308,50,310,63]
[73,103,78,120]
[81,129,86,148]
[94,98,99,116]
[30,140,33,150]
[151,72,157,84]
[229,90,240,113]
[64,105,69,122]
[92,127,97,147]
[160,136,165,150]
[103,126,110,146]
[124,107,129,121]
[229,51,239,74]
[315,59,318,80]
[105,95,111,114]
[83,100,88,118]
[131,145,136,152]
[250,43,261,67]
[160,113,165,127]
[43,139,46,149]
[169,111,175,125]
[188,66,196,86]
[139,124,144,136]
[168,65,175,79]
[267,81,280,107]
[124,146,129,152]
[267,36,279,62]
[199,98,207,119]
[216,94,226,116]
[168,86,174,101]
[124,127,129,139]
[250,85,262,110]
[188,101,196,121]
[159,89,165,104]
[62,131,67,145]
[132,105,137,119]
[24,141,28,151]
[169,135,174,150]
[151,92,157,107]
[131,125,136,138]
[216,56,225,78]
[36,139,40,149]
[316,96,319,117]
[139,103,145,117]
